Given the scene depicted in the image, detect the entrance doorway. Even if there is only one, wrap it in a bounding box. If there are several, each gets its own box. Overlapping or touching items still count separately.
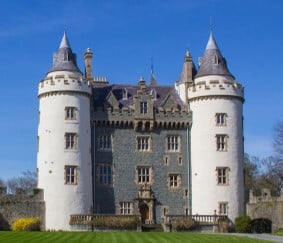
[139,204,149,223]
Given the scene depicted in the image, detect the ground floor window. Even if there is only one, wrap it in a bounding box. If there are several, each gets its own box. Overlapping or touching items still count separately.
[120,201,133,215]
[219,202,228,215]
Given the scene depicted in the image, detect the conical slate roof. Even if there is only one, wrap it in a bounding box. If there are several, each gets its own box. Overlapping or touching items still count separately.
[195,32,234,79]
[48,31,82,74]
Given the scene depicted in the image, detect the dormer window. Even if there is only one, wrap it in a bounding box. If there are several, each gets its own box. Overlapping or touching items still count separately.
[140,101,148,114]
[123,88,128,100]
[213,54,219,64]
[150,89,157,100]
[63,50,69,61]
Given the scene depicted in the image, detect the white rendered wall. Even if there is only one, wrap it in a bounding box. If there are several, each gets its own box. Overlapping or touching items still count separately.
[37,71,92,230]
[175,82,187,104]
[188,76,244,222]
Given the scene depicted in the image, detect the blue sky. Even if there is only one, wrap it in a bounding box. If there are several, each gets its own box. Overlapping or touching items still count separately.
[0,0,282,180]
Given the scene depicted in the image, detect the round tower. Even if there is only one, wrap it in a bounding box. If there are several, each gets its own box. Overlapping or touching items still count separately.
[37,31,93,230]
[188,32,244,222]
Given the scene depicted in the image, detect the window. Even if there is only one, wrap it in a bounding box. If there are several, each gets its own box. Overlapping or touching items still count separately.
[164,156,169,166]
[217,167,229,185]
[169,174,181,188]
[137,136,151,151]
[98,134,112,151]
[178,157,183,166]
[65,166,77,185]
[120,202,133,215]
[137,166,152,184]
[161,206,169,218]
[65,133,77,150]
[97,164,112,186]
[216,135,227,151]
[216,113,226,126]
[219,202,228,215]
[140,101,148,114]
[65,107,76,120]
[166,136,180,152]
[185,208,189,215]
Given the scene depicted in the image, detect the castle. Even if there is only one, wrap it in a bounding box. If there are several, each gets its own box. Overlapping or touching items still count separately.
[37,31,245,230]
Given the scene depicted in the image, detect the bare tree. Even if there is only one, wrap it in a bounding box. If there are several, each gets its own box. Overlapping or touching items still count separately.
[274,121,283,159]
[6,171,37,194]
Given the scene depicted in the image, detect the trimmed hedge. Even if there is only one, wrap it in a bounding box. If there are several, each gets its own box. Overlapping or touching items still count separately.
[92,216,139,230]
[171,218,199,231]
[11,217,40,231]
[235,216,251,233]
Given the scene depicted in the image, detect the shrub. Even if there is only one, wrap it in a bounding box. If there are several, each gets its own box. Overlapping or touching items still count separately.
[171,217,199,231]
[11,217,40,231]
[235,215,251,233]
[92,216,139,230]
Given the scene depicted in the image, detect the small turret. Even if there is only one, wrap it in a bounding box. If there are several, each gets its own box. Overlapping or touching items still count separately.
[84,48,93,80]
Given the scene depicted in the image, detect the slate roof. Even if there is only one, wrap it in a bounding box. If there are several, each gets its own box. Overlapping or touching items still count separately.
[93,84,186,110]
[48,31,82,74]
[195,32,234,80]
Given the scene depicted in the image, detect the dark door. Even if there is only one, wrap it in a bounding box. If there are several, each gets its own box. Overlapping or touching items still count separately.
[140,204,149,223]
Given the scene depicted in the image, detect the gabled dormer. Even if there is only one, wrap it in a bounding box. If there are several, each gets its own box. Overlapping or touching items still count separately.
[104,91,119,112]
[161,93,178,112]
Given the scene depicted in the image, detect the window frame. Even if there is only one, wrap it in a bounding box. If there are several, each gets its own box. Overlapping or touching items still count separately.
[216,134,227,151]
[119,201,133,215]
[140,101,148,114]
[219,201,228,215]
[136,166,152,185]
[166,135,180,152]
[136,136,151,152]
[65,133,78,150]
[97,164,112,186]
[65,106,77,120]
[97,134,112,152]
[215,113,227,126]
[64,165,78,185]
[216,167,229,185]
[168,173,181,189]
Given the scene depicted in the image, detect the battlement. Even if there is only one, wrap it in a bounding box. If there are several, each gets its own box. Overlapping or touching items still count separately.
[38,72,92,97]
[188,77,244,102]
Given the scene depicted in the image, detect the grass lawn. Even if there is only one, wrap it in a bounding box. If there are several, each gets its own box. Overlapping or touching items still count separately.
[0,232,276,243]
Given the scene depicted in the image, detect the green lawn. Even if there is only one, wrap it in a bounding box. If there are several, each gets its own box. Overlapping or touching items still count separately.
[0,232,275,243]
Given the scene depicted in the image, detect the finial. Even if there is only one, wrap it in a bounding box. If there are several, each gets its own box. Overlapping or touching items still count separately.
[150,57,154,75]
[210,16,213,33]
[139,76,145,82]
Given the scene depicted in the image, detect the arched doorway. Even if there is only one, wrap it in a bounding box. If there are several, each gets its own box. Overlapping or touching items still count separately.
[140,204,149,223]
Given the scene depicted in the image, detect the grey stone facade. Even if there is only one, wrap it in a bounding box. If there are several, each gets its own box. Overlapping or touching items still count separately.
[93,80,191,224]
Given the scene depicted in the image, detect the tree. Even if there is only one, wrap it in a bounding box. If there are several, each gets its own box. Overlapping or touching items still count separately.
[6,171,37,194]
[274,121,283,158]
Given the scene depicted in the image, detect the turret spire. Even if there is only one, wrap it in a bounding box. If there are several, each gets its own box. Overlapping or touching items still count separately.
[48,31,82,74]
[59,30,71,49]
[195,32,234,79]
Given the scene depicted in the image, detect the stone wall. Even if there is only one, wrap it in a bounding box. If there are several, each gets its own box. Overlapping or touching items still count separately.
[0,188,45,230]
[246,188,283,232]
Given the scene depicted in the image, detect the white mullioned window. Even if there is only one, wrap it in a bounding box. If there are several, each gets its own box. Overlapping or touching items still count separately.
[217,167,229,185]
[219,202,228,215]
[216,113,227,126]
[169,174,181,188]
[137,166,152,184]
[65,107,76,120]
[65,133,77,150]
[140,101,148,114]
[98,134,112,151]
[137,136,151,151]
[120,202,133,215]
[216,134,227,151]
[97,164,112,186]
[166,135,180,152]
[65,165,78,185]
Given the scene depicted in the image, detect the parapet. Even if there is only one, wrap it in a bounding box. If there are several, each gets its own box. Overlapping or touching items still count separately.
[38,71,92,97]
[188,76,244,102]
